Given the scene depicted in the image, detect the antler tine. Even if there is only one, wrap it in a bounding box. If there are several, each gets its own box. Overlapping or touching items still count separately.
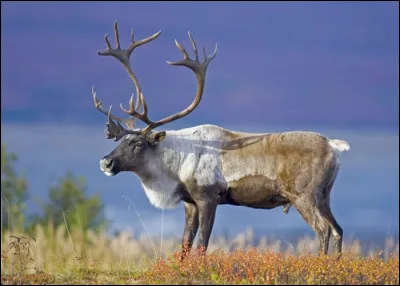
[114,21,120,50]
[92,86,130,123]
[128,28,162,54]
[203,43,218,67]
[104,34,112,50]
[188,31,199,62]
[140,92,148,115]
[174,39,189,61]
[120,91,153,126]
[92,86,137,139]
[120,94,136,115]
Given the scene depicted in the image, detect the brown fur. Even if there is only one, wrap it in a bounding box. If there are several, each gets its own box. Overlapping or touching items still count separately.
[192,130,345,257]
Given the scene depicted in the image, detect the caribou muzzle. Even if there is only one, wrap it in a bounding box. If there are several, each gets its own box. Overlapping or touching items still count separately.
[100,157,119,176]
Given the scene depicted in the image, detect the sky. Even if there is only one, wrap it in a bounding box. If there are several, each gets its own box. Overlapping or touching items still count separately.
[1,2,399,242]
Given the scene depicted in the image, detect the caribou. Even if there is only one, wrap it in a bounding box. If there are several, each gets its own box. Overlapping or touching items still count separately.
[93,21,350,259]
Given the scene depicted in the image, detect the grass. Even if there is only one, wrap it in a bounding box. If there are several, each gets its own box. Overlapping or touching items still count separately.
[1,224,399,285]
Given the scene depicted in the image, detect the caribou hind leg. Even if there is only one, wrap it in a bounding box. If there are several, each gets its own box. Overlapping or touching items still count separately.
[317,196,343,257]
[292,186,343,257]
[316,178,344,257]
[292,192,332,255]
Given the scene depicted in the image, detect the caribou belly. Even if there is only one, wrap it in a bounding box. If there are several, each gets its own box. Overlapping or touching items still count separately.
[222,175,289,209]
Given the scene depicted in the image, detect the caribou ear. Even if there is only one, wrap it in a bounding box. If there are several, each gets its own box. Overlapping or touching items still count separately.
[148,131,166,144]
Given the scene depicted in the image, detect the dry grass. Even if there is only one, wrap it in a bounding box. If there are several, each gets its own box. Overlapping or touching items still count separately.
[1,224,399,285]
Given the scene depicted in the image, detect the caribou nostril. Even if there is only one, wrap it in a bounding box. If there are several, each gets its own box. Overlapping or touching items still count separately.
[105,159,114,169]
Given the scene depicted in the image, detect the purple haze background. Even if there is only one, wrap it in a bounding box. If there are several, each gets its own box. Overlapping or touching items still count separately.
[1,2,399,241]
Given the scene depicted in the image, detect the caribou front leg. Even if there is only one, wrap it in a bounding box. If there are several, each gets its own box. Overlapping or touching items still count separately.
[180,202,199,261]
[196,200,217,256]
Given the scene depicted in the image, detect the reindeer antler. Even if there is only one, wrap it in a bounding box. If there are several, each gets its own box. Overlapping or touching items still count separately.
[93,21,217,140]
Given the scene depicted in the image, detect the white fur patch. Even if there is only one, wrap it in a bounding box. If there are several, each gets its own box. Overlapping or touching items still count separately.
[331,228,340,237]
[328,139,349,184]
[222,154,278,182]
[141,178,180,209]
[329,139,350,152]
[139,151,181,209]
[100,159,115,176]
[161,125,227,187]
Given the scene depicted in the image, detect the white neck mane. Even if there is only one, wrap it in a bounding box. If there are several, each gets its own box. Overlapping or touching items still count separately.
[135,125,228,209]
